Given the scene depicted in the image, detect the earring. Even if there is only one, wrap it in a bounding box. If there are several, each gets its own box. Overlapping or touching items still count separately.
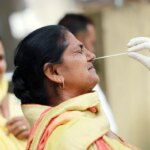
[59,80,64,89]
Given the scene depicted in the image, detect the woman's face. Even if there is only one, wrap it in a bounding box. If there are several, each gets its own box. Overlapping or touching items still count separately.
[57,31,99,94]
[0,42,6,79]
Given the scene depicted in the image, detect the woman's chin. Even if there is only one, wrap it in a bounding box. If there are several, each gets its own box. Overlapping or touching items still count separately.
[89,77,100,90]
[90,71,100,84]
[93,74,100,85]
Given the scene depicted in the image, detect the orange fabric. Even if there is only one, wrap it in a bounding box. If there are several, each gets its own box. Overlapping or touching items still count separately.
[37,115,58,150]
[95,138,111,150]
[26,107,52,150]
[87,106,97,113]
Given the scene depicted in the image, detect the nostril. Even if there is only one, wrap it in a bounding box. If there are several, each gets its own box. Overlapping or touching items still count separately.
[91,53,96,61]
[86,49,96,62]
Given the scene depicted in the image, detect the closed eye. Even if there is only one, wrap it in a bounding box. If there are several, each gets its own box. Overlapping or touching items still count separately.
[78,44,84,54]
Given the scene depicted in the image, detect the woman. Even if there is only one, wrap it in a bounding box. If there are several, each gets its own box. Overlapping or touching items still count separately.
[13,25,139,150]
[0,37,29,149]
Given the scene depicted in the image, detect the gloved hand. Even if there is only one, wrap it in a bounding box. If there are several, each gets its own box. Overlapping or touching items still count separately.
[127,37,150,70]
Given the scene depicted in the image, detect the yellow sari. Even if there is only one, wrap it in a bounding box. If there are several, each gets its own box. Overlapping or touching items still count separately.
[22,92,139,150]
[0,76,26,150]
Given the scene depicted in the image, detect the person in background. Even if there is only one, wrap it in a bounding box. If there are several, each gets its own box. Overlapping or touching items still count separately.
[58,13,117,132]
[12,25,139,150]
[128,37,150,70]
[0,36,29,149]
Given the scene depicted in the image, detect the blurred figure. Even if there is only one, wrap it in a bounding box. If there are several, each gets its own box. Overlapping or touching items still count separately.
[58,13,117,132]
[0,37,29,149]
[128,37,150,70]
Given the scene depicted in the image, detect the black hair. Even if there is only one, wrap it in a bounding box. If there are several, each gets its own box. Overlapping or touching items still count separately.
[12,25,68,105]
[58,13,93,35]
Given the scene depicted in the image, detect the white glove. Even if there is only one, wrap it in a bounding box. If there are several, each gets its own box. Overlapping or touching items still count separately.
[127,37,150,70]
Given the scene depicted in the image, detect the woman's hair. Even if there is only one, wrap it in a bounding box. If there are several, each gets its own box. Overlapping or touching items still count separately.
[13,25,68,105]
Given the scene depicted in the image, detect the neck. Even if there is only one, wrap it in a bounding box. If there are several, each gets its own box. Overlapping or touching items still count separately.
[47,88,88,107]
[55,87,93,106]
[46,81,93,107]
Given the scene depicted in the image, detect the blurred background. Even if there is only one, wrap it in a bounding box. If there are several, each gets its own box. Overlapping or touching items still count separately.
[0,0,150,149]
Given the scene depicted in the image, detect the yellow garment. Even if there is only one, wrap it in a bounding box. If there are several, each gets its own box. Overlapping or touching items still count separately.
[22,92,139,150]
[0,75,8,103]
[0,94,27,150]
[0,76,27,150]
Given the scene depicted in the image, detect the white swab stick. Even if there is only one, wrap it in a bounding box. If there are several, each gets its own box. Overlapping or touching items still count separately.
[94,52,127,60]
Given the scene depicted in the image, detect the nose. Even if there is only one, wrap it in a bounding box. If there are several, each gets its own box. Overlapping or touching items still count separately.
[86,48,96,62]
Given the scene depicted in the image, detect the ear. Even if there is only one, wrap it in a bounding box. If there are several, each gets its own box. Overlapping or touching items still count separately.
[43,63,64,84]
